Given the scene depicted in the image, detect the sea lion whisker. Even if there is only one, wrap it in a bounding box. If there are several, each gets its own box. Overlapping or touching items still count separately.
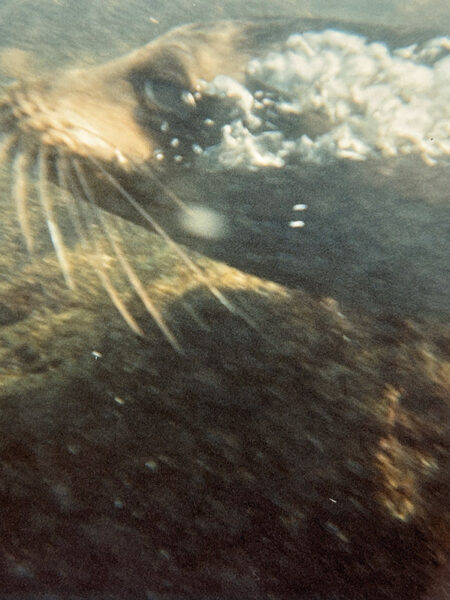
[93,161,259,332]
[0,106,14,129]
[56,150,87,243]
[88,157,239,316]
[138,163,198,215]
[59,156,146,337]
[87,256,145,337]
[13,149,35,256]
[72,157,182,351]
[179,299,212,332]
[38,145,75,289]
[0,131,18,163]
[58,156,144,337]
[0,93,13,112]
[44,116,133,168]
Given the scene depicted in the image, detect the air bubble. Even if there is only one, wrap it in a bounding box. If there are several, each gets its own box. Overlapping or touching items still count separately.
[181,90,196,107]
[289,220,305,228]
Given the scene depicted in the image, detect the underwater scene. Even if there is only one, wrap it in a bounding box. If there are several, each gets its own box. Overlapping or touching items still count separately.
[0,1,449,598]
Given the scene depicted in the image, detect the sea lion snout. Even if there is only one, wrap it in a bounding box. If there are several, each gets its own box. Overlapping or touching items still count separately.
[2,66,153,166]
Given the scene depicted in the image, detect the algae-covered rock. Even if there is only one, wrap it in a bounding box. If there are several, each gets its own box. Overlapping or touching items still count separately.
[0,209,448,598]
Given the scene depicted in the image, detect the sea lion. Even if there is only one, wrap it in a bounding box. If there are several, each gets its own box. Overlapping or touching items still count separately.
[0,17,449,600]
[0,18,449,342]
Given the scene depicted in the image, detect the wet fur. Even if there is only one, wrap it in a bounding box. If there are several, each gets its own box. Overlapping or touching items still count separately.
[0,18,449,343]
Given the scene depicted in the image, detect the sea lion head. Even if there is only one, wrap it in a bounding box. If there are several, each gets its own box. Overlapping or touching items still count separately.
[0,20,282,346]
[0,21,267,171]
[1,18,448,345]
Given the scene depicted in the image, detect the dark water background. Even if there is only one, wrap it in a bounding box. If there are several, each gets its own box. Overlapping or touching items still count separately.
[1,0,450,66]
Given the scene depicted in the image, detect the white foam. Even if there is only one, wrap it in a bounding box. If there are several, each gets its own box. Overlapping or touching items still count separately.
[200,30,450,170]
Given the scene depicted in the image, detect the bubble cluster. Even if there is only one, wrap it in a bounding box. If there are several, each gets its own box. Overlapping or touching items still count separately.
[200,31,450,170]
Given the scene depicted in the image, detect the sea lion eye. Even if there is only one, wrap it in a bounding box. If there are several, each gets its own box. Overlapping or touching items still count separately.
[143,79,196,117]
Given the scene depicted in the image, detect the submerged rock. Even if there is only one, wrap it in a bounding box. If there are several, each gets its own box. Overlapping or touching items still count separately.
[0,215,448,598]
